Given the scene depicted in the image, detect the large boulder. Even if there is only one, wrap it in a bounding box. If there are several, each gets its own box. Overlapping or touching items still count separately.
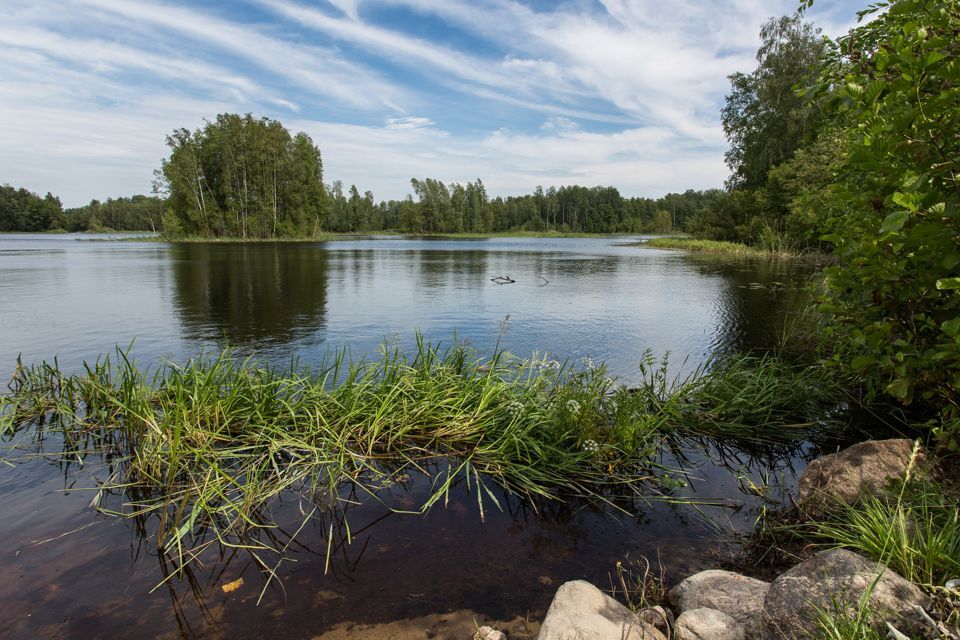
[537,580,666,640]
[797,439,920,506]
[763,549,930,638]
[675,608,746,640]
[668,569,768,636]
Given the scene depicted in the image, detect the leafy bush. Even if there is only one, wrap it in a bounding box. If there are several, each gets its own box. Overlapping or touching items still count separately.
[817,0,960,447]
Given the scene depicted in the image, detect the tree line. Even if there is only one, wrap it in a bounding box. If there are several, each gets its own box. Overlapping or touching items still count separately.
[156,113,723,237]
[0,184,164,233]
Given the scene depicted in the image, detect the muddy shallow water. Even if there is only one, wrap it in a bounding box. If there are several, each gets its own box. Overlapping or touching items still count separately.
[0,235,825,638]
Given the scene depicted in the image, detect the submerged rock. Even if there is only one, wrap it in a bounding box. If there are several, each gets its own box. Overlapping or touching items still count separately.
[675,608,746,640]
[537,580,666,640]
[797,439,921,506]
[668,569,768,637]
[763,548,929,638]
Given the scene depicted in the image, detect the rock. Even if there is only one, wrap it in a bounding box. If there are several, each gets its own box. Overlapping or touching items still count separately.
[636,606,673,635]
[763,549,930,638]
[668,569,768,634]
[675,608,746,640]
[537,580,666,640]
[474,626,507,640]
[797,439,921,506]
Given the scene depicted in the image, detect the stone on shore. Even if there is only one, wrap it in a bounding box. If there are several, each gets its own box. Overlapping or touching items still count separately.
[537,580,666,640]
[797,439,921,506]
[668,569,768,634]
[474,626,507,640]
[763,548,929,638]
[675,608,746,640]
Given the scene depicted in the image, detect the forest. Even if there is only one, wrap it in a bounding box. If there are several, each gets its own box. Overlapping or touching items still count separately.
[155,113,714,237]
[0,184,165,233]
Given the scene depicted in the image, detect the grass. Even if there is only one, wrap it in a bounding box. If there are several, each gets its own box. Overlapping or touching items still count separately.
[640,237,803,259]
[0,341,835,593]
[808,479,960,588]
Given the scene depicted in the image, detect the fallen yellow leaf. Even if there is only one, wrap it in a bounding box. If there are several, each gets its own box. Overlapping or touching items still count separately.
[221,577,244,593]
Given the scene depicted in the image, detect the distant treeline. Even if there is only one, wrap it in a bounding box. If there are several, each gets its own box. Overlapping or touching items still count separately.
[0,184,163,233]
[323,179,717,235]
[155,112,721,237]
[6,112,726,237]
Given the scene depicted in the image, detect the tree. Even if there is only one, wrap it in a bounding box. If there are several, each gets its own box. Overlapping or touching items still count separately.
[159,114,326,238]
[722,14,829,189]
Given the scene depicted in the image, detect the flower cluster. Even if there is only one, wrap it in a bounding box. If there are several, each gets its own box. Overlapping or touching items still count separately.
[580,357,596,370]
[565,399,582,414]
[537,359,561,371]
[581,439,600,453]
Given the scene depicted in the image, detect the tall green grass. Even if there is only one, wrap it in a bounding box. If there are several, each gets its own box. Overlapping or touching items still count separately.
[0,341,834,590]
[642,237,805,259]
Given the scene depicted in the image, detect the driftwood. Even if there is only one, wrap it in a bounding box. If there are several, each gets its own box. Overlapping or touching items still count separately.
[489,275,550,286]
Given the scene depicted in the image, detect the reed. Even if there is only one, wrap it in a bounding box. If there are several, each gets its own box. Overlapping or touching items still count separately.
[0,341,834,589]
[642,237,802,259]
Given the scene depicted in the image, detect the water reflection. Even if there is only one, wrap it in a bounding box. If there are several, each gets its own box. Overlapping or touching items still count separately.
[679,254,815,355]
[0,411,849,640]
[170,243,329,345]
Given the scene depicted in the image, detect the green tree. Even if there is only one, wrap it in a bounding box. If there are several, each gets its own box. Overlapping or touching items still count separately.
[722,14,828,189]
[159,114,325,238]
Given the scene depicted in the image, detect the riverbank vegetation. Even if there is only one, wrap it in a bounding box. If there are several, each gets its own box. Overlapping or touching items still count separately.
[641,237,803,259]
[0,343,834,579]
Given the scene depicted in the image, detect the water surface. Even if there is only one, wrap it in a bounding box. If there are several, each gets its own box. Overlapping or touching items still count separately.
[0,234,819,638]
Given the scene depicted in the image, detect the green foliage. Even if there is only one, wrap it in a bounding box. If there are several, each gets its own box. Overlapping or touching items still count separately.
[817,0,960,445]
[722,14,829,189]
[811,484,960,587]
[65,195,165,232]
[159,113,327,239]
[0,184,65,232]
[1,344,836,581]
[812,598,886,640]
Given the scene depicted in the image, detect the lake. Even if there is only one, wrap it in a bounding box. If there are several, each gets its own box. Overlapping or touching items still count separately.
[0,234,820,638]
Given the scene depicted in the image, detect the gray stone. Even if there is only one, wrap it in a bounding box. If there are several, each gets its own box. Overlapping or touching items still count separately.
[675,608,746,640]
[636,606,673,636]
[668,569,768,632]
[763,549,930,638]
[474,626,507,640]
[797,439,921,506]
[537,580,666,640]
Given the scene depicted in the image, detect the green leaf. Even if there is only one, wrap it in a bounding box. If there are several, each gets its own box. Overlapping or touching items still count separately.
[891,191,922,212]
[851,355,875,371]
[942,318,960,337]
[880,210,909,234]
[937,278,960,290]
[863,79,886,105]
[886,377,912,401]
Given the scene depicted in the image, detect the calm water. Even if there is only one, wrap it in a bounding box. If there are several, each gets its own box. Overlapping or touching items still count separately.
[0,234,812,381]
[0,234,820,639]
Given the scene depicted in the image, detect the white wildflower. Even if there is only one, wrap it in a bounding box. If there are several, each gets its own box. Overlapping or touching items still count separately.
[566,399,581,414]
[582,439,600,453]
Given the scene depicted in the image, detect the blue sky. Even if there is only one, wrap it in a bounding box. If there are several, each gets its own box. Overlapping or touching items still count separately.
[1,0,866,207]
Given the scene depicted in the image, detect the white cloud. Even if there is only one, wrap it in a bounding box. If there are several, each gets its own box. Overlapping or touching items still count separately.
[385,116,435,130]
[0,0,867,207]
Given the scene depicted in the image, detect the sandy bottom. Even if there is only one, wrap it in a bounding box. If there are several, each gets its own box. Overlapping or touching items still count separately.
[313,610,540,640]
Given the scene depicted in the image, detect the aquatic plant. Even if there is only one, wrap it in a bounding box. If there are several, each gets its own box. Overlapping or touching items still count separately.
[0,341,834,594]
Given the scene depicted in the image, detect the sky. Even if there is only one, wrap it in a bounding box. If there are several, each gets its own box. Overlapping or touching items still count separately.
[1,0,867,207]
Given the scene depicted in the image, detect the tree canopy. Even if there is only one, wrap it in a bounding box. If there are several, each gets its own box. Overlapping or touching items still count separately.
[159,114,326,238]
[722,14,828,190]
